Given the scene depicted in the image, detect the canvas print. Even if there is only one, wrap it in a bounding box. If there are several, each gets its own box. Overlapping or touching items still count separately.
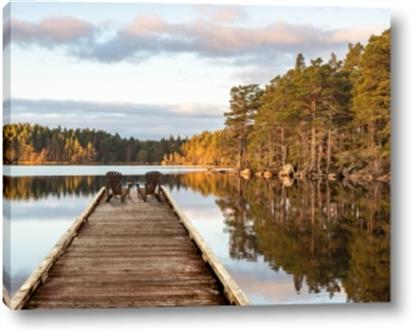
[2,1,390,309]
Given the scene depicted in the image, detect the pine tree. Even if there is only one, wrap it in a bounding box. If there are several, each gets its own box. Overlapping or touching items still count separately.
[352,29,391,175]
[295,53,306,70]
[224,85,263,169]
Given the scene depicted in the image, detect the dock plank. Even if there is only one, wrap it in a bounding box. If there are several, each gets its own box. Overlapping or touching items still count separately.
[24,192,228,308]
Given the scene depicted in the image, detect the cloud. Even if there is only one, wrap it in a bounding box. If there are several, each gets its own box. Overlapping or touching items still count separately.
[194,6,247,23]
[211,7,247,23]
[73,17,383,64]
[5,98,225,118]
[328,27,384,44]
[5,16,96,48]
[4,98,226,139]
[6,14,384,64]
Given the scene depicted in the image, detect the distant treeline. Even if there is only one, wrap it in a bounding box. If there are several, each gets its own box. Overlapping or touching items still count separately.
[3,123,185,165]
[163,30,391,179]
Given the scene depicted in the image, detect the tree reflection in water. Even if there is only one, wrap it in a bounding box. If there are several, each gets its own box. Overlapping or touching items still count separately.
[3,176,104,200]
[4,172,390,302]
[4,175,167,200]
[177,172,390,303]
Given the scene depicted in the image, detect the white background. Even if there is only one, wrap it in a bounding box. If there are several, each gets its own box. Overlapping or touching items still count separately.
[0,0,414,331]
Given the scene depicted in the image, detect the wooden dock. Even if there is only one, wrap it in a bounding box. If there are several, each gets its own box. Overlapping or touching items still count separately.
[7,186,249,309]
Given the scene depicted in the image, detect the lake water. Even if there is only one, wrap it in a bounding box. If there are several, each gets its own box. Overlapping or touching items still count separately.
[3,166,390,305]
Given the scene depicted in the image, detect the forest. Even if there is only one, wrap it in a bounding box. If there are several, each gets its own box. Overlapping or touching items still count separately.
[3,123,184,165]
[4,29,390,182]
[163,29,391,181]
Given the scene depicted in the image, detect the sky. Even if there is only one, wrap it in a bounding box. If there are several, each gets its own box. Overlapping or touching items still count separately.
[3,1,390,139]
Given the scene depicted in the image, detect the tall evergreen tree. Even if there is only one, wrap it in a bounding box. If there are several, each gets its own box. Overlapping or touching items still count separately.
[352,29,391,175]
[224,84,263,169]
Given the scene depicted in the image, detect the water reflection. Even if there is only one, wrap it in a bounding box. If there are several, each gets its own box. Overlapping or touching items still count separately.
[3,172,390,303]
[4,176,103,200]
[177,173,390,303]
[3,175,185,201]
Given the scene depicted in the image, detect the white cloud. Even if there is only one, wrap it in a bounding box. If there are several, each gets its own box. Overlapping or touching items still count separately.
[7,14,385,64]
[5,16,96,48]
[194,6,247,23]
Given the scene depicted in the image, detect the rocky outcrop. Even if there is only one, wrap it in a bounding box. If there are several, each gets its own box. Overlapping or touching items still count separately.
[328,173,337,181]
[278,164,295,178]
[240,168,253,180]
[263,171,274,179]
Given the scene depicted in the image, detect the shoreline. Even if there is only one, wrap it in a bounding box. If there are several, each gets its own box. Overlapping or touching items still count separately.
[3,164,390,184]
[2,165,234,178]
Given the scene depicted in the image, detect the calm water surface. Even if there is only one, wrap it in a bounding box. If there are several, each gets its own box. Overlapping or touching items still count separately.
[3,166,390,304]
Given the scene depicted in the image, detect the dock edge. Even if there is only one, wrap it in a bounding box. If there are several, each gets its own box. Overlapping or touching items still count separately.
[4,186,106,310]
[160,186,250,306]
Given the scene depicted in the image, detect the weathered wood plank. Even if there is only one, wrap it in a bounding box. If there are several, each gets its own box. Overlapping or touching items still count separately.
[26,296,227,309]
[31,286,222,298]
[32,275,219,286]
